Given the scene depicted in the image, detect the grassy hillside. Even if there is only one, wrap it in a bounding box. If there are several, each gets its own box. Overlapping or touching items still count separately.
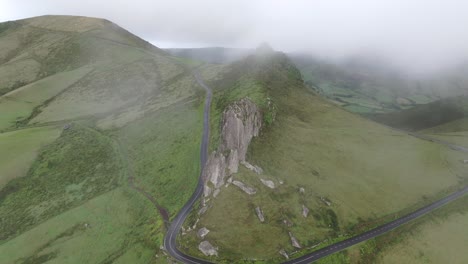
[369,96,468,131]
[0,15,207,263]
[178,50,467,262]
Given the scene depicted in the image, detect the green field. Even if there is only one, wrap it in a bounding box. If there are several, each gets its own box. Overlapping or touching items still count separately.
[0,126,60,188]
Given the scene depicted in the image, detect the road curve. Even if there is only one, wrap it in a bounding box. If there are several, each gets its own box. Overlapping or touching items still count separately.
[163,71,214,264]
[164,73,468,263]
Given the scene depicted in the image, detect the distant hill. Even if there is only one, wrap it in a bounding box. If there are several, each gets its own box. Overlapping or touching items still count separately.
[0,15,206,263]
[165,48,468,114]
[290,53,468,114]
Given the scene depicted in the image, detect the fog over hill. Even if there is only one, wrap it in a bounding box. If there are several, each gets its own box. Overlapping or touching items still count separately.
[2,0,468,74]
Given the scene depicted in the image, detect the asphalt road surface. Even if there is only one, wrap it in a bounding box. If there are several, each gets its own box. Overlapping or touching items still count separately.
[163,73,468,263]
[163,71,213,264]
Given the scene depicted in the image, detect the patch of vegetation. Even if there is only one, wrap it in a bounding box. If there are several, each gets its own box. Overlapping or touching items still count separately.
[117,101,203,217]
[0,124,122,241]
[0,126,61,188]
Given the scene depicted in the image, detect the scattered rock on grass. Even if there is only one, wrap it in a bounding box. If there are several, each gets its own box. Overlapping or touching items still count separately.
[279,249,289,259]
[197,227,210,239]
[289,232,302,248]
[302,204,310,218]
[199,241,218,256]
[260,179,275,189]
[232,180,256,195]
[255,206,265,222]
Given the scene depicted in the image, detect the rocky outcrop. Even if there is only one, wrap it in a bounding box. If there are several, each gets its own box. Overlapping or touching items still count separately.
[202,98,262,197]
[260,179,275,189]
[232,180,256,195]
[199,241,218,256]
[302,204,309,218]
[219,98,262,161]
[255,206,265,222]
[197,227,210,239]
[289,232,302,249]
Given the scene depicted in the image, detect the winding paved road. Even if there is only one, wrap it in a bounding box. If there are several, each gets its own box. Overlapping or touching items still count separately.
[164,72,213,263]
[163,72,468,263]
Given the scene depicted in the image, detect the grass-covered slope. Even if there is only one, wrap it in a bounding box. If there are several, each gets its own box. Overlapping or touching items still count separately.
[369,96,468,131]
[178,50,467,262]
[0,15,207,263]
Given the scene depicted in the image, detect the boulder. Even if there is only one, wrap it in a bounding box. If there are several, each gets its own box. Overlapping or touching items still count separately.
[299,187,305,194]
[232,180,256,195]
[213,189,220,198]
[260,179,275,189]
[289,232,302,249]
[463,159,468,164]
[241,160,263,174]
[198,241,218,256]
[302,204,310,218]
[279,249,289,259]
[255,207,265,222]
[197,227,210,239]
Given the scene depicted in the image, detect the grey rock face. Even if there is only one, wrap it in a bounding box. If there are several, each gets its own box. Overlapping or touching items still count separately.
[213,189,220,198]
[289,232,302,249]
[302,204,310,218]
[198,241,218,256]
[197,227,210,239]
[226,149,239,174]
[202,98,262,197]
[204,185,212,197]
[255,206,265,222]
[203,152,226,189]
[279,249,289,259]
[232,180,256,195]
[220,98,262,162]
[260,179,275,189]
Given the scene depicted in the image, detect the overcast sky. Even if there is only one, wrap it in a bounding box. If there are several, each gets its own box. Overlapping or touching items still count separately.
[1,0,468,73]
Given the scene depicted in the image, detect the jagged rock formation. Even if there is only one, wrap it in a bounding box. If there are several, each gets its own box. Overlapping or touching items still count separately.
[197,227,210,239]
[232,180,256,195]
[202,98,262,197]
[255,206,265,222]
[260,179,275,189]
[289,232,302,249]
[302,204,309,218]
[198,241,218,256]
